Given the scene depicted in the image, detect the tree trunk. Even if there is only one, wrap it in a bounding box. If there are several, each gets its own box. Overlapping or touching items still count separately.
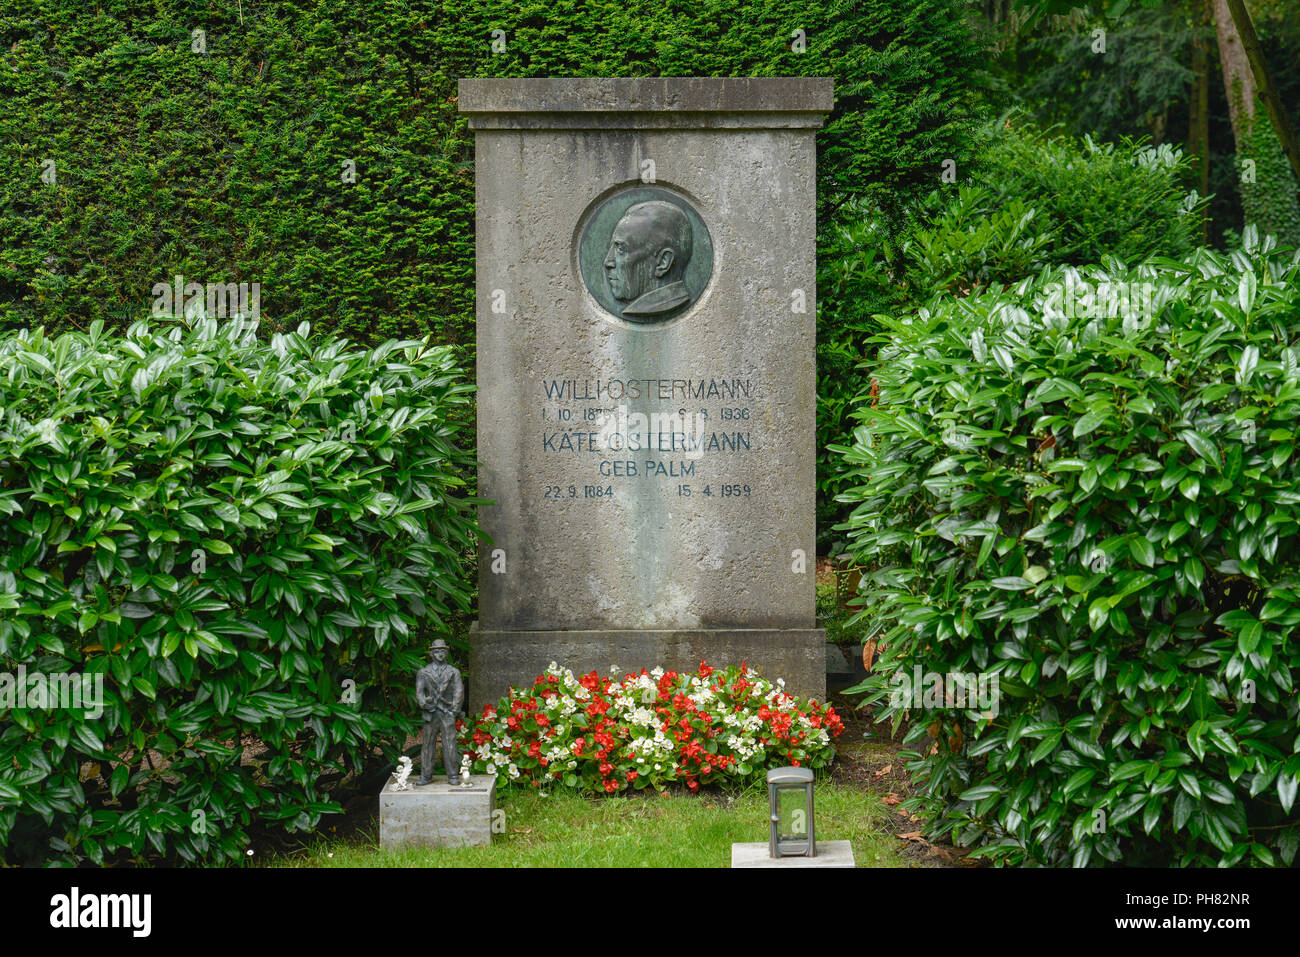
[1188,2,1211,194]
[1213,0,1300,245]
[1212,0,1256,142]
[1225,0,1300,184]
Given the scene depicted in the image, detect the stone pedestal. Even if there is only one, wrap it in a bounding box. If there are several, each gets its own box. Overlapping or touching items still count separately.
[460,78,832,712]
[470,623,825,708]
[731,840,856,868]
[379,774,497,850]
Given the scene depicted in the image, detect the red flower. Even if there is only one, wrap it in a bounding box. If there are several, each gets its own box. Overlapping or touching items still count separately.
[464,660,839,797]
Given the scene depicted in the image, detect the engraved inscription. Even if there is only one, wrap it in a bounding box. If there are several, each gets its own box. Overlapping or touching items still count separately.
[537,374,756,503]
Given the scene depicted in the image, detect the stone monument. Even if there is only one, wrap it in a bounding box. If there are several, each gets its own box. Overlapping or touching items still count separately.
[461,77,832,710]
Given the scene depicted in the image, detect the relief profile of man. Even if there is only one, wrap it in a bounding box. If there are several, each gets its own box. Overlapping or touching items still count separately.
[603,200,694,319]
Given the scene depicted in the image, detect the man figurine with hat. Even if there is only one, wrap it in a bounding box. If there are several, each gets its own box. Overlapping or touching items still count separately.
[415,638,465,786]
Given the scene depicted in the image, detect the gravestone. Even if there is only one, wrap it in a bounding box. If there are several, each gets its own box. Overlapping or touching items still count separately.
[461,78,833,710]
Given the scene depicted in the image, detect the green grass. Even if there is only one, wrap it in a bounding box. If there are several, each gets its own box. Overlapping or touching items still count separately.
[270,781,912,867]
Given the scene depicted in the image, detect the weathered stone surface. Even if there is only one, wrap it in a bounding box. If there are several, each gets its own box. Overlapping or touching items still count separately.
[379,774,497,850]
[731,840,856,868]
[459,77,833,127]
[469,623,826,712]
[462,78,831,706]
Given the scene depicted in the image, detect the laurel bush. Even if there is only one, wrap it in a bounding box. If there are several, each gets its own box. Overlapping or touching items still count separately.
[0,317,478,864]
[836,230,1300,866]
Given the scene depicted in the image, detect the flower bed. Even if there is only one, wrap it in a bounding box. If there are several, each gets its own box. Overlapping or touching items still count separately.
[460,661,845,793]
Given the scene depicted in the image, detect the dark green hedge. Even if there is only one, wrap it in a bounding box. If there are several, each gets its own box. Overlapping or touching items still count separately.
[0,318,478,864]
[0,0,988,346]
[0,2,476,347]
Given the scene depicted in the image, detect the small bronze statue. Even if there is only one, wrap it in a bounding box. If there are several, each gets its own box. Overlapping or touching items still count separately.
[415,638,465,786]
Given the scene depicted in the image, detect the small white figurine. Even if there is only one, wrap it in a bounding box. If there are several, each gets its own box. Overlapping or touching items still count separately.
[393,755,414,791]
[460,754,473,787]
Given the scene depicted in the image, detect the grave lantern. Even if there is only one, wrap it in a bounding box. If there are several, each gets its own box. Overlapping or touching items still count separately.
[767,766,816,858]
